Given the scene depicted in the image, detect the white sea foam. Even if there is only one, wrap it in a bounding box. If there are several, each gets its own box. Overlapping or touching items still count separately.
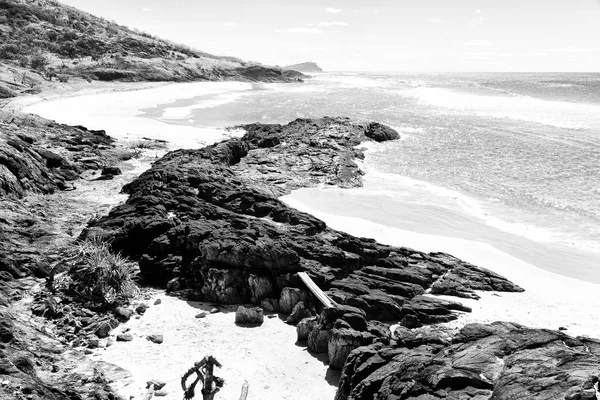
[360,169,600,252]
[313,73,393,88]
[403,86,600,130]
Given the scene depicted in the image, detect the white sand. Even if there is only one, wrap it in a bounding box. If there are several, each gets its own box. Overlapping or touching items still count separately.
[19,81,252,150]
[281,195,600,339]
[94,292,336,400]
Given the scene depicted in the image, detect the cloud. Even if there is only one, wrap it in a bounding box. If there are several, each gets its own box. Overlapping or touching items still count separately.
[319,21,348,27]
[221,21,236,27]
[465,39,492,46]
[326,7,342,13]
[430,18,443,23]
[278,27,324,34]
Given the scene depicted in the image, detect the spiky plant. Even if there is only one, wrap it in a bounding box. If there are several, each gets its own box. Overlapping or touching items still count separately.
[68,235,140,307]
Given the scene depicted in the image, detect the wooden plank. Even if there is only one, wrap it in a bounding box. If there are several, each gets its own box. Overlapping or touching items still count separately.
[298,272,336,308]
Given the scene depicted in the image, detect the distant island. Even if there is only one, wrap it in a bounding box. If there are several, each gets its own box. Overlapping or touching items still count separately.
[283,62,323,73]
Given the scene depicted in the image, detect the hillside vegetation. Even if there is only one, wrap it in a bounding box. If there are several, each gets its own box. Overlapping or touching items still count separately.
[0,0,303,95]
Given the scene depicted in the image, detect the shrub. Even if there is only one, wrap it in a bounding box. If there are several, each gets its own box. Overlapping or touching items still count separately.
[66,236,139,307]
[30,53,49,71]
[0,43,20,59]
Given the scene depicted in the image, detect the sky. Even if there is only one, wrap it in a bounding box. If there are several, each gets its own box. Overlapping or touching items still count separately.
[60,0,600,72]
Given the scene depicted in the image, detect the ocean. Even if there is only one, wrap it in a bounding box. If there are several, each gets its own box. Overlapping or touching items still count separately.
[140,72,600,284]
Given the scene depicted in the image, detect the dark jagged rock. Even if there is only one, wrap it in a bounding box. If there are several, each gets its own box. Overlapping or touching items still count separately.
[336,321,600,400]
[83,118,522,334]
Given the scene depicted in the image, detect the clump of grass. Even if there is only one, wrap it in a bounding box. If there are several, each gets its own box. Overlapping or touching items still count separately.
[63,235,140,307]
[128,139,168,150]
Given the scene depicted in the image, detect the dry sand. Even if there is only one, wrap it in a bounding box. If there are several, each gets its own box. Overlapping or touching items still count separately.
[95,292,337,400]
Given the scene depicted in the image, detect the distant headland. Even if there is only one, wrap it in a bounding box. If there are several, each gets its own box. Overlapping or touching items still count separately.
[283,62,324,73]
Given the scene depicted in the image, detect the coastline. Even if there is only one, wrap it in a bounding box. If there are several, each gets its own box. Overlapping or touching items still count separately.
[17,81,600,400]
[280,192,600,339]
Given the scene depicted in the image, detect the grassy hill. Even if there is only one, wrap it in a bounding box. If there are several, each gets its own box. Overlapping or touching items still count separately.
[0,0,303,95]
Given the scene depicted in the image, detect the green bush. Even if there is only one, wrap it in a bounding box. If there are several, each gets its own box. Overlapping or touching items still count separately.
[67,236,139,307]
[30,53,49,71]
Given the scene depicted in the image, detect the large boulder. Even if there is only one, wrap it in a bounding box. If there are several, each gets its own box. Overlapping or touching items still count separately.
[235,306,264,325]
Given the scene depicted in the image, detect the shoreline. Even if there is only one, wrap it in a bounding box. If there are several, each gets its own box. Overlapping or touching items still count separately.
[24,81,600,336]
[17,81,600,400]
[280,192,600,339]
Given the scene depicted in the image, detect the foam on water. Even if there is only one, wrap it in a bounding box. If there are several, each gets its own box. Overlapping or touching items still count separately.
[404,86,600,130]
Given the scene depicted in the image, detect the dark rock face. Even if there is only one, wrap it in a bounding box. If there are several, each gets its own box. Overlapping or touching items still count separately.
[84,117,521,330]
[336,321,600,400]
[0,112,114,198]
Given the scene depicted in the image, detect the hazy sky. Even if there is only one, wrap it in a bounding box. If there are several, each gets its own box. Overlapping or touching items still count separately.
[61,0,600,72]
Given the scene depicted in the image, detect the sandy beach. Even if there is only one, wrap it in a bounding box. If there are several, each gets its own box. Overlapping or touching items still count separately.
[94,292,337,400]
[19,81,600,400]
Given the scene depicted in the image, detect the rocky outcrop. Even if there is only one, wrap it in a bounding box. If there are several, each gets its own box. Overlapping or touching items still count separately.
[336,321,600,400]
[0,111,127,282]
[83,117,522,330]
[0,112,114,198]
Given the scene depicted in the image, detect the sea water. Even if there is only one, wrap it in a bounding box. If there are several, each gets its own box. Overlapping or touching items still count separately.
[140,72,600,283]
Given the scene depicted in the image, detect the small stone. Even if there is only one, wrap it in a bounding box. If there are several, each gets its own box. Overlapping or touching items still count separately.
[154,299,162,305]
[154,390,168,397]
[106,338,115,347]
[210,308,220,314]
[94,321,112,338]
[147,334,163,344]
[195,312,207,319]
[87,338,100,349]
[114,307,133,322]
[84,349,93,355]
[559,327,567,331]
[101,166,122,176]
[146,379,166,390]
[116,333,134,342]
[51,365,59,373]
[135,304,148,315]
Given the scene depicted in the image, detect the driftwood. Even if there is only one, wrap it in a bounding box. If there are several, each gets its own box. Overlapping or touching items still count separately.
[181,356,249,400]
[237,381,249,400]
[181,356,224,400]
